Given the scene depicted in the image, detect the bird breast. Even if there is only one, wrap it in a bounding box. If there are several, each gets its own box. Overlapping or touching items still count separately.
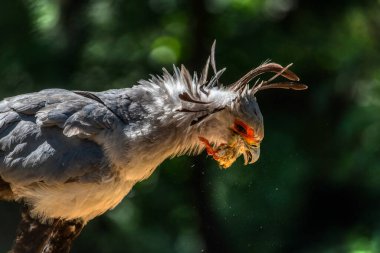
[12,178,136,222]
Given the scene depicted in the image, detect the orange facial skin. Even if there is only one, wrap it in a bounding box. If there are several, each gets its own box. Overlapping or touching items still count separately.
[231,119,259,146]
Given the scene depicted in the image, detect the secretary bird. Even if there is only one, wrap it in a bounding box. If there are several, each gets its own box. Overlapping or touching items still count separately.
[0,43,307,253]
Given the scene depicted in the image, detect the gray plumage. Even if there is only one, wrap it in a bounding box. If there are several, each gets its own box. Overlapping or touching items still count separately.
[0,89,112,185]
[0,44,307,226]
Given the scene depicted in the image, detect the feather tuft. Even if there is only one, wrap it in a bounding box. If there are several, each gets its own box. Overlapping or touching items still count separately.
[139,41,307,129]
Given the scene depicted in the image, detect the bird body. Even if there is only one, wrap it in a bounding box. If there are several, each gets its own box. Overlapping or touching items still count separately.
[0,43,307,252]
[0,82,244,221]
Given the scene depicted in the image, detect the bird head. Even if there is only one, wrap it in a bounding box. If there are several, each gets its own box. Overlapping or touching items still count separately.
[197,91,264,169]
[144,42,307,169]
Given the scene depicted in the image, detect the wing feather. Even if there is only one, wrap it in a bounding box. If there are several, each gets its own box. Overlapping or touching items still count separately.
[0,89,120,186]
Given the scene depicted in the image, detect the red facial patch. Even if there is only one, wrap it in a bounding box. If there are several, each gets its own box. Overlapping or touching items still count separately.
[231,119,258,145]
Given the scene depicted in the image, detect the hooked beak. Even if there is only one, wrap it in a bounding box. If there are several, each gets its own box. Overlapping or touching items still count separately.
[242,141,260,165]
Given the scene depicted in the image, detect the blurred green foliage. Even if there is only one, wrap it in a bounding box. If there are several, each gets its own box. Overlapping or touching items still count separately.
[1,0,380,252]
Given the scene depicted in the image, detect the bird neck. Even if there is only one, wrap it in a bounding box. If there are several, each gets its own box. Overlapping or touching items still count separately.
[98,84,234,181]
[123,78,237,158]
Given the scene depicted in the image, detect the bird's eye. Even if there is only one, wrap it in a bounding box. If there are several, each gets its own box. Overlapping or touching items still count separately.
[232,119,258,145]
[233,119,251,135]
[234,122,247,134]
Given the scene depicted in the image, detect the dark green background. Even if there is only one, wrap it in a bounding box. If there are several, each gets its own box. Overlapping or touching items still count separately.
[1,0,379,252]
